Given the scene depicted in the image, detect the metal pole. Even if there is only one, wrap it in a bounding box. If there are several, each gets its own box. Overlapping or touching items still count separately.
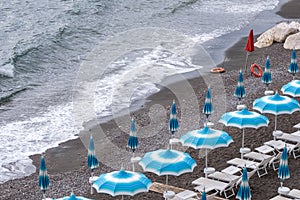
[244,52,249,72]
[241,129,245,159]
[205,149,208,178]
[275,115,277,131]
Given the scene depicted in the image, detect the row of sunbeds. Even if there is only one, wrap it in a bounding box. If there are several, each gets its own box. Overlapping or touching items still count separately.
[169,128,300,200]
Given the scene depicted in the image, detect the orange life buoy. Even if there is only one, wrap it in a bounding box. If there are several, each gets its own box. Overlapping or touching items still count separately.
[250,63,263,77]
[210,67,225,73]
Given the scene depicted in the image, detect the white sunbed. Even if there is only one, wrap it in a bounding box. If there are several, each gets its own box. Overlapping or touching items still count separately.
[244,151,273,161]
[208,171,240,183]
[226,157,260,169]
[293,122,300,130]
[264,140,285,151]
[277,133,300,143]
[269,195,293,200]
[275,134,300,158]
[192,177,238,199]
[255,145,275,155]
[287,189,300,199]
[172,190,198,200]
[291,130,300,137]
[221,165,242,175]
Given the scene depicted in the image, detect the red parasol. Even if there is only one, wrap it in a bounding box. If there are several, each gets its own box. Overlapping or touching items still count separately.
[244,29,254,71]
[245,29,254,52]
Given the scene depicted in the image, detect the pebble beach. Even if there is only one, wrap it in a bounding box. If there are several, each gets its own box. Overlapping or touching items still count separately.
[0,1,300,200]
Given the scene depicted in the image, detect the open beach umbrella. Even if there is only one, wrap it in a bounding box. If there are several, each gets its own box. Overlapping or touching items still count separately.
[253,91,300,132]
[244,29,254,71]
[281,80,300,97]
[262,56,272,89]
[203,87,213,124]
[236,167,251,200]
[93,168,152,200]
[180,126,233,177]
[169,100,179,135]
[234,70,246,103]
[39,156,50,200]
[88,135,99,175]
[219,107,269,158]
[56,192,92,200]
[139,148,196,189]
[278,146,290,187]
[288,49,298,79]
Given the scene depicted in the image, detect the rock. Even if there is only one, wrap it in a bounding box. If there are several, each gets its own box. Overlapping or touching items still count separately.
[255,21,299,48]
[284,32,300,49]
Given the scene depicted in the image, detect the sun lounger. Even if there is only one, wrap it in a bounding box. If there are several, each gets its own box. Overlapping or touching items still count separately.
[173,190,198,199]
[291,130,300,137]
[264,140,285,151]
[226,158,260,169]
[277,133,300,143]
[255,145,275,155]
[208,171,240,183]
[293,122,300,130]
[286,189,300,199]
[192,177,238,198]
[244,151,273,161]
[269,151,283,171]
[221,165,242,175]
[269,195,293,200]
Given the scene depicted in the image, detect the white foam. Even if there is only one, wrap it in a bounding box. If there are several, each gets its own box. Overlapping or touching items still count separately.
[0,63,14,78]
[0,103,78,183]
[94,46,202,118]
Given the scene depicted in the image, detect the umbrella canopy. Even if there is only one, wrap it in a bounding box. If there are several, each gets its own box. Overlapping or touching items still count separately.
[180,126,232,177]
[169,100,179,134]
[219,107,269,129]
[244,29,254,71]
[93,169,152,197]
[203,87,213,119]
[245,29,254,53]
[128,117,139,152]
[236,167,251,200]
[39,156,50,198]
[219,107,269,158]
[88,135,99,172]
[56,192,92,200]
[234,70,246,102]
[262,56,272,87]
[288,49,298,78]
[278,146,290,186]
[180,126,233,149]
[253,91,300,130]
[281,80,300,97]
[139,149,196,176]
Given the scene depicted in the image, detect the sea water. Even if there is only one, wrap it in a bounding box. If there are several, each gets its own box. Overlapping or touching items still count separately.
[0,0,280,183]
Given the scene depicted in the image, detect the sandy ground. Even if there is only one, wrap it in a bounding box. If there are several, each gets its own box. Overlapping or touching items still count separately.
[0,1,300,200]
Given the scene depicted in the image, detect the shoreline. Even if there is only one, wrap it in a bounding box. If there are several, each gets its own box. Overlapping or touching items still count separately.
[1,0,300,199]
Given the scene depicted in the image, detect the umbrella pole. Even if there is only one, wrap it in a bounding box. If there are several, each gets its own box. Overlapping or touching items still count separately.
[122,195,124,200]
[42,192,46,200]
[166,175,169,191]
[90,170,94,195]
[275,115,277,131]
[244,52,249,73]
[132,152,135,172]
[205,149,208,178]
[241,129,245,159]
